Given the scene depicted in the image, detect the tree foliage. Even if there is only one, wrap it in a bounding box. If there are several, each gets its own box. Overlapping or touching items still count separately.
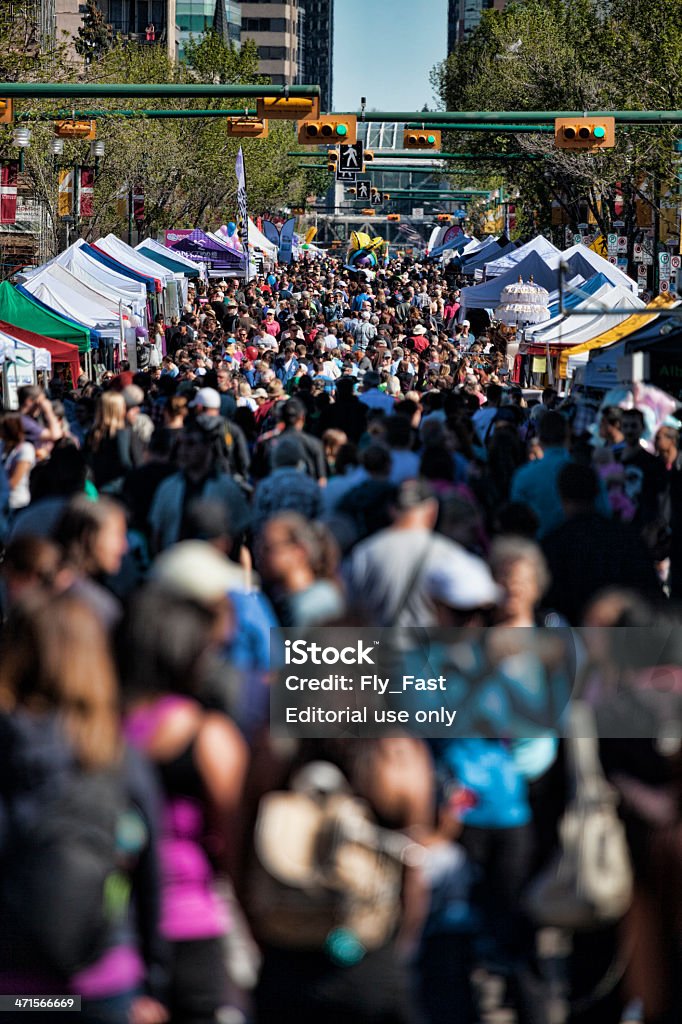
[0,23,326,260]
[75,0,112,63]
[432,0,682,248]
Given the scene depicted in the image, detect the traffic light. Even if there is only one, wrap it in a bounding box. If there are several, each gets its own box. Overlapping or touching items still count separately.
[382,193,391,201]
[403,129,442,150]
[554,117,615,150]
[227,117,268,138]
[361,209,376,216]
[0,99,13,124]
[436,214,452,223]
[387,214,401,222]
[347,187,357,195]
[327,149,338,171]
[55,120,96,140]
[364,150,374,163]
[257,96,320,121]
[298,115,357,146]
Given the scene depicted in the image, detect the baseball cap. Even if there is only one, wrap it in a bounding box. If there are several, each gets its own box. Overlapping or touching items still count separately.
[425,550,503,610]
[122,384,144,409]
[189,387,221,410]
[151,541,245,605]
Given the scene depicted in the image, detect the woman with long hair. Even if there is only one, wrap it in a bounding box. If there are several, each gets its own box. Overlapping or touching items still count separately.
[0,591,168,1024]
[0,412,36,511]
[118,572,248,1024]
[86,391,135,493]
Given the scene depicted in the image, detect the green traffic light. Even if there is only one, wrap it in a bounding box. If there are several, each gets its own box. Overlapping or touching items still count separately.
[427,134,436,144]
[336,124,348,136]
[593,125,606,139]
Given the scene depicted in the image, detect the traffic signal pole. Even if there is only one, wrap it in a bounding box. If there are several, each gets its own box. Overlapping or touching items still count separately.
[0,84,320,99]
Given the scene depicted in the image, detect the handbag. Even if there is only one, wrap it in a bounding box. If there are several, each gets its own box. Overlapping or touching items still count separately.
[524,701,633,931]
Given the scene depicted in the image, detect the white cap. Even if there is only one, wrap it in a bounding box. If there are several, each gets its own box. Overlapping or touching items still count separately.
[189,387,221,409]
[151,541,245,604]
[426,548,503,610]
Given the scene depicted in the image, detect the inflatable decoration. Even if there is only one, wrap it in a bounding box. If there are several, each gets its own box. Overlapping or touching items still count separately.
[346,230,388,274]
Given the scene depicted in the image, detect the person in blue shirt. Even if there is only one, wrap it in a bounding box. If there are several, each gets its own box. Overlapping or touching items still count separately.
[510,411,610,538]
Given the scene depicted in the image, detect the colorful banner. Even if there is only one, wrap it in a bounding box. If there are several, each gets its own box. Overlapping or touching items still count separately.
[79,166,94,218]
[278,217,296,265]
[235,147,249,277]
[164,229,245,274]
[0,160,18,224]
[261,220,281,248]
[58,168,74,218]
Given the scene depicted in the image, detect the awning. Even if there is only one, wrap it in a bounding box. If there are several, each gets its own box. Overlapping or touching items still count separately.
[0,282,90,354]
[559,294,676,377]
[0,318,81,385]
[136,244,200,278]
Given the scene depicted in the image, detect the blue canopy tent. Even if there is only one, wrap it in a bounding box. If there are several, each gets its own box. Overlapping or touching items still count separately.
[547,272,612,318]
[81,243,158,295]
[136,245,201,278]
[430,234,475,259]
[459,241,517,277]
[460,250,567,312]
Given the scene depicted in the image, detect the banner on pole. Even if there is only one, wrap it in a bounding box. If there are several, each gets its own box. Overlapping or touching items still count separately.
[79,167,94,218]
[235,146,249,276]
[0,160,19,224]
[58,169,74,218]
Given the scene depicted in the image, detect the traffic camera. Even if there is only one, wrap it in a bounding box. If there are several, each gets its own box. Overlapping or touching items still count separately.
[554,117,615,150]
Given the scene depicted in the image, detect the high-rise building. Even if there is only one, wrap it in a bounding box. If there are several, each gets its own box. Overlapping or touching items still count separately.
[301,0,333,110]
[447,0,506,50]
[55,0,179,61]
[240,0,333,103]
[240,1,301,85]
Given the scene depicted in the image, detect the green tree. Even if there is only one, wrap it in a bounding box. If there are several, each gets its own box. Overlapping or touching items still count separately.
[432,0,682,258]
[75,0,112,63]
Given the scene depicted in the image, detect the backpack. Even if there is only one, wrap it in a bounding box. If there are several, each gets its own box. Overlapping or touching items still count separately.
[247,762,418,960]
[1,748,133,977]
[523,702,633,931]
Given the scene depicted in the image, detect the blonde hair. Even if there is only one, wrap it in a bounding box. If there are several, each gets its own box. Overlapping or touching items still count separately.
[90,391,127,452]
[0,592,121,769]
[239,382,252,397]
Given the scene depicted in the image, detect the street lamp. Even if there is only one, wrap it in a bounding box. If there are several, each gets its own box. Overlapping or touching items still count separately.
[13,126,31,170]
[90,139,105,178]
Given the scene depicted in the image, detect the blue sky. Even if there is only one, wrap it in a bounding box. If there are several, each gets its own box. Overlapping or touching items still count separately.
[333,0,448,112]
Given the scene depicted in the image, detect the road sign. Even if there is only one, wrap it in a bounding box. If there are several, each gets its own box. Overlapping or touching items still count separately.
[412,208,424,219]
[637,265,648,278]
[370,191,382,206]
[339,142,363,173]
[633,243,643,262]
[607,233,617,249]
[616,235,627,253]
[659,251,670,265]
[613,220,625,228]
[608,255,618,265]
[583,234,594,246]
[455,208,467,219]
[336,167,357,183]
[671,255,681,271]
[660,279,670,292]
[355,178,371,202]
[573,233,583,245]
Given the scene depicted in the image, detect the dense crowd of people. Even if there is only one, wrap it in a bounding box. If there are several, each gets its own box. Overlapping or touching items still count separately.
[0,254,680,1024]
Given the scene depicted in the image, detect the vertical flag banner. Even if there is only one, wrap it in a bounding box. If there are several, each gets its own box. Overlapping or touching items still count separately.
[262,220,281,248]
[235,146,249,278]
[58,169,74,218]
[0,160,18,224]
[79,167,94,218]
[278,217,296,265]
[133,186,145,222]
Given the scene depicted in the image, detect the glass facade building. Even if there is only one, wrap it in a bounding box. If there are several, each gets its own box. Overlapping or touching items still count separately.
[177,0,241,57]
[447,0,506,50]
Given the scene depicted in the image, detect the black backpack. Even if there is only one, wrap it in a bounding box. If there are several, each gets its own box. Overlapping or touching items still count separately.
[0,723,132,978]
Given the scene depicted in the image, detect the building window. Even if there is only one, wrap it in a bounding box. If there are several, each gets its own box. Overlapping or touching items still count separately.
[258,45,287,59]
[242,17,287,32]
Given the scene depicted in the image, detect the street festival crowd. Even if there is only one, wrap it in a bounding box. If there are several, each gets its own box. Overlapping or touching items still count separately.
[0,254,681,1024]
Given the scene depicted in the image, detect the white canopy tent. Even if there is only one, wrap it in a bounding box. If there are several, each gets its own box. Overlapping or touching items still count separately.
[0,330,51,370]
[524,284,645,348]
[96,235,175,287]
[484,235,561,277]
[21,265,125,337]
[21,241,148,318]
[552,243,639,294]
[136,237,208,278]
[46,264,135,322]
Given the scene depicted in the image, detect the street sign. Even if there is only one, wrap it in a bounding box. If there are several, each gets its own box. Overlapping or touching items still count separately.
[607,233,617,249]
[617,257,628,270]
[339,142,363,173]
[633,243,643,262]
[370,191,382,206]
[671,255,682,271]
[355,178,372,202]
[608,255,618,265]
[616,235,627,253]
[455,208,467,219]
[637,264,648,278]
[412,207,424,219]
[573,233,583,245]
[336,167,357,183]
[660,279,670,292]
[613,220,625,228]
[583,234,594,246]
